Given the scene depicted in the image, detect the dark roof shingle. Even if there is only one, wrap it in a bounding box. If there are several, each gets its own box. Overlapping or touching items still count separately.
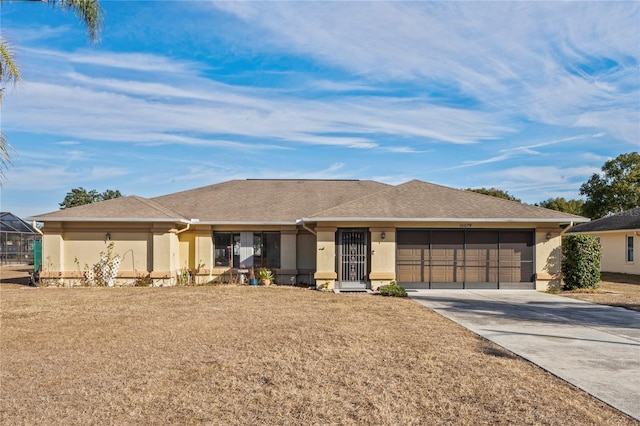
[568,207,640,233]
[29,196,184,221]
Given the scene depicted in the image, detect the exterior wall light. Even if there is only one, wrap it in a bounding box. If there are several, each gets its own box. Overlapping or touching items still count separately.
[106,232,111,241]
[381,232,386,240]
[546,232,552,240]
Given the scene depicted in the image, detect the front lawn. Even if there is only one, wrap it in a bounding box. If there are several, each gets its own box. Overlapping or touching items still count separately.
[557,272,640,312]
[1,285,635,425]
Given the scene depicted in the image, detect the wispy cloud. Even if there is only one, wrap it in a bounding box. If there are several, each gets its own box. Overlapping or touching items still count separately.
[484,165,601,200]
[5,166,129,191]
[215,2,640,145]
[23,47,200,74]
[5,59,512,149]
[447,133,605,170]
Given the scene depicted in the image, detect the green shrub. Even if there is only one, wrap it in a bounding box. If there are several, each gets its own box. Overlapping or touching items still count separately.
[378,280,408,297]
[561,234,602,290]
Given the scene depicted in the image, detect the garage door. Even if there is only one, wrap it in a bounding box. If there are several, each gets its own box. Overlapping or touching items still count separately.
[397,229,534,289]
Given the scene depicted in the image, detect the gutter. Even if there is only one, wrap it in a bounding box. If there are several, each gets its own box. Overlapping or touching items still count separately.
[26,217,190,223]
[299,217,590,224]
[296,219,317,235]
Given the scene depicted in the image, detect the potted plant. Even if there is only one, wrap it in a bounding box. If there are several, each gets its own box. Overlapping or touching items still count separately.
[249,267,259,286]
[258,268,273,286]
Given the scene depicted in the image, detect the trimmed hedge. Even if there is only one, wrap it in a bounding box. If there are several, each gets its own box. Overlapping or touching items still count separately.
[561,234,602,290]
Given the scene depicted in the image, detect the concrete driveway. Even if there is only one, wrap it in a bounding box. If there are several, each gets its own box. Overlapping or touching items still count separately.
[408,290,640,421]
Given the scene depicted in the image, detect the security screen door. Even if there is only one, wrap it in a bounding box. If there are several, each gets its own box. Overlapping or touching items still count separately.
[338,229,368,290]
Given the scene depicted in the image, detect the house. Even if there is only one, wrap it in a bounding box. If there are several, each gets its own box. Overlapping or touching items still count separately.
[28,179,589,290]
[566,207,639,275]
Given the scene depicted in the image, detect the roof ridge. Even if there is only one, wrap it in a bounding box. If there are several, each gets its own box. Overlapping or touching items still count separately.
[129,195,185,219]
[306,181,395,218]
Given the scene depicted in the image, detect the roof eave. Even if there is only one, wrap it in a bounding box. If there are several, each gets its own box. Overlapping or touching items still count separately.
[301,217,590,223]
[569,227,640,234]
[196,220,296,226]
[27,217,189,223]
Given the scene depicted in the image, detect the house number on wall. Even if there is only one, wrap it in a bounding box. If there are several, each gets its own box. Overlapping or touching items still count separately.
[459,223,472,228]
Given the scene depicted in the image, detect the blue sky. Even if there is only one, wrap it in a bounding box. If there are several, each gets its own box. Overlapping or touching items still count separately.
[1,1,638,218]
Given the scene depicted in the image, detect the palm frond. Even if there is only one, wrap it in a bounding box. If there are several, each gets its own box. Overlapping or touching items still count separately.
[51,0,104,43]
[0,132,14,185]
[0,40,21,87]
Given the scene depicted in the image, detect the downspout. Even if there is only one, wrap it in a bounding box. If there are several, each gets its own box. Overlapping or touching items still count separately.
[560,221,574,235]
[32,221,44,236]
[296,219,316,235]
[174,223,191,235]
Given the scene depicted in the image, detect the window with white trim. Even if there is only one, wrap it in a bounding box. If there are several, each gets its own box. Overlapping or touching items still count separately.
[627,235,634,263]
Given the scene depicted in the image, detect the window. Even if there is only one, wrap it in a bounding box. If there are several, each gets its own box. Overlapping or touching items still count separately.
[214,233,232,266]
[627,235,634,263]
[214,232,280,268]
[258,232,280,268]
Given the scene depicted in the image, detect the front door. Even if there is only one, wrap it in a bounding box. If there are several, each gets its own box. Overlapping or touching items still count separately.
[338,229,368,290]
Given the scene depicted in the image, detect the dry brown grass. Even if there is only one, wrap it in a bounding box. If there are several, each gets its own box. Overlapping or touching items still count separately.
[2,282,638,425]
[557,272,640,312]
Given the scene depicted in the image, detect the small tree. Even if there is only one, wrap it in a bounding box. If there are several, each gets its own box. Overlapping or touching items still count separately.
[561,235,602,290]
[60,187,123,209]
[580,152,640,219]
[537,197,585,216]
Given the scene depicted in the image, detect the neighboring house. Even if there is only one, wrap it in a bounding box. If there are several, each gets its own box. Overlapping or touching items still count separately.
[28,179,589,290]
[567,207,640,275]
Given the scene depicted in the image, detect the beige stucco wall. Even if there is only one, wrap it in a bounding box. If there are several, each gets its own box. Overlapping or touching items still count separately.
[575,231,640,275]
[40,222,160,285]
[296,232,316,284]
[178,232,195,270]
[278,227,297,285]
[314,226,337,288]
[369,227,396,290]
[534,229,562,290]
[41,222,64,282]
[63,232,149,272]
[192,228,214,283]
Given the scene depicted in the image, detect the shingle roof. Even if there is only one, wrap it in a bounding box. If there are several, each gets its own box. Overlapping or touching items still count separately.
[29,180,391,223]
[151,179,391,223]
[28,179,588,224]
[307,180,587,222]
[567,207,640,233]
[29,196,184,222]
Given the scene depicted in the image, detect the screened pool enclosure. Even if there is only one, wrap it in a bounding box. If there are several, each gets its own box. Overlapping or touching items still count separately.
[0,212,41,266]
